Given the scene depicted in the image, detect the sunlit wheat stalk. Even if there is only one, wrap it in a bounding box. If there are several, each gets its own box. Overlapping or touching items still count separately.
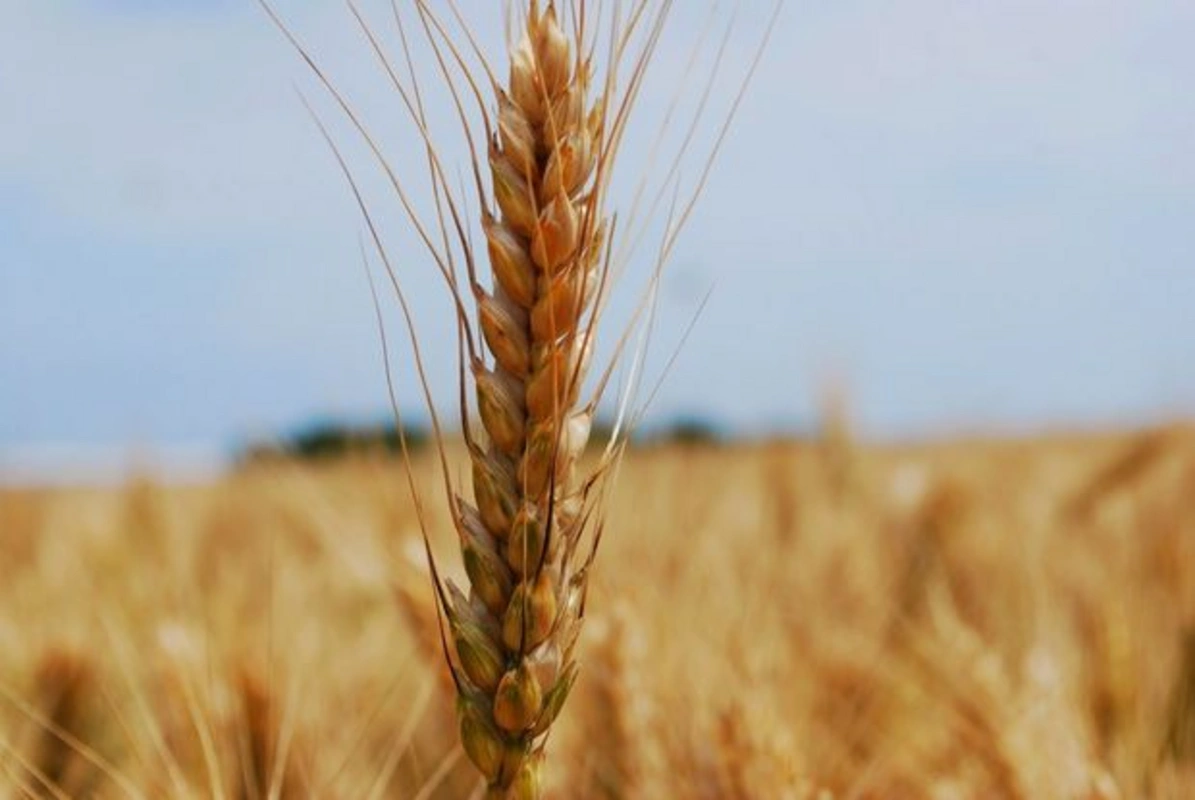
[262,1,778,795]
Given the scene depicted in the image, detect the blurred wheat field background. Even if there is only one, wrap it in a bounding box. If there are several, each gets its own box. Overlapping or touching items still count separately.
[4,423,1194,798]
[5,1,1195,797]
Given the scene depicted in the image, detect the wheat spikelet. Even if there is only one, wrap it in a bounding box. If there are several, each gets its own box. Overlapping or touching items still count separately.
[1064,428,1171,523]
[816,382,857,502]
[231,669,311,800]
[391,545,458,696]
[762,443,802,546]
[712,702,813,800]
[576,604,662,799]
[16,649,103,799]
[0,489,44,580]
[1004,644,1120,800]
[1164,629,1195,763]
[887,478,971,643]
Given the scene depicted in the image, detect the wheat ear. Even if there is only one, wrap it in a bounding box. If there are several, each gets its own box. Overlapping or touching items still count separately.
[388,2,779,793]
[444,5,609,796]
[261,0,779,794]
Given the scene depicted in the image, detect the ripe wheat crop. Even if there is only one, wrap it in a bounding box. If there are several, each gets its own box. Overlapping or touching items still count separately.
[258,1,778,795]
[4,428,1195,796]
[3,3,1194,800]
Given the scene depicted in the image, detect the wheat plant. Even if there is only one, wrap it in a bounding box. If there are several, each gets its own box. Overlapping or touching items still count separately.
[9,4,1195,800]
[434,6,611,795]
[262,0,778,796]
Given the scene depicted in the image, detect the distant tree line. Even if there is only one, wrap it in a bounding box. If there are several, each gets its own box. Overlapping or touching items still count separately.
[236,419,429,466]
[237,412,728,466]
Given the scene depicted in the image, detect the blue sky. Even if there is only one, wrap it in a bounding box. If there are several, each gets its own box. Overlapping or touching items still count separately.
[2,0,1193,476]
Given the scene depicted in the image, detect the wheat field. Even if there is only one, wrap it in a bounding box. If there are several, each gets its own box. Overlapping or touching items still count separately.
[3,424,1194,798]
[4,0,1191,796]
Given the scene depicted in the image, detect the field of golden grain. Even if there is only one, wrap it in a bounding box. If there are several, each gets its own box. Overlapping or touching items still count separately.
[3,425,1194,798]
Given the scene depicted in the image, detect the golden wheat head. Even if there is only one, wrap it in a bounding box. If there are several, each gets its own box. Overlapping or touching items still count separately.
[442,6,633,795]
[262,0,779,795]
